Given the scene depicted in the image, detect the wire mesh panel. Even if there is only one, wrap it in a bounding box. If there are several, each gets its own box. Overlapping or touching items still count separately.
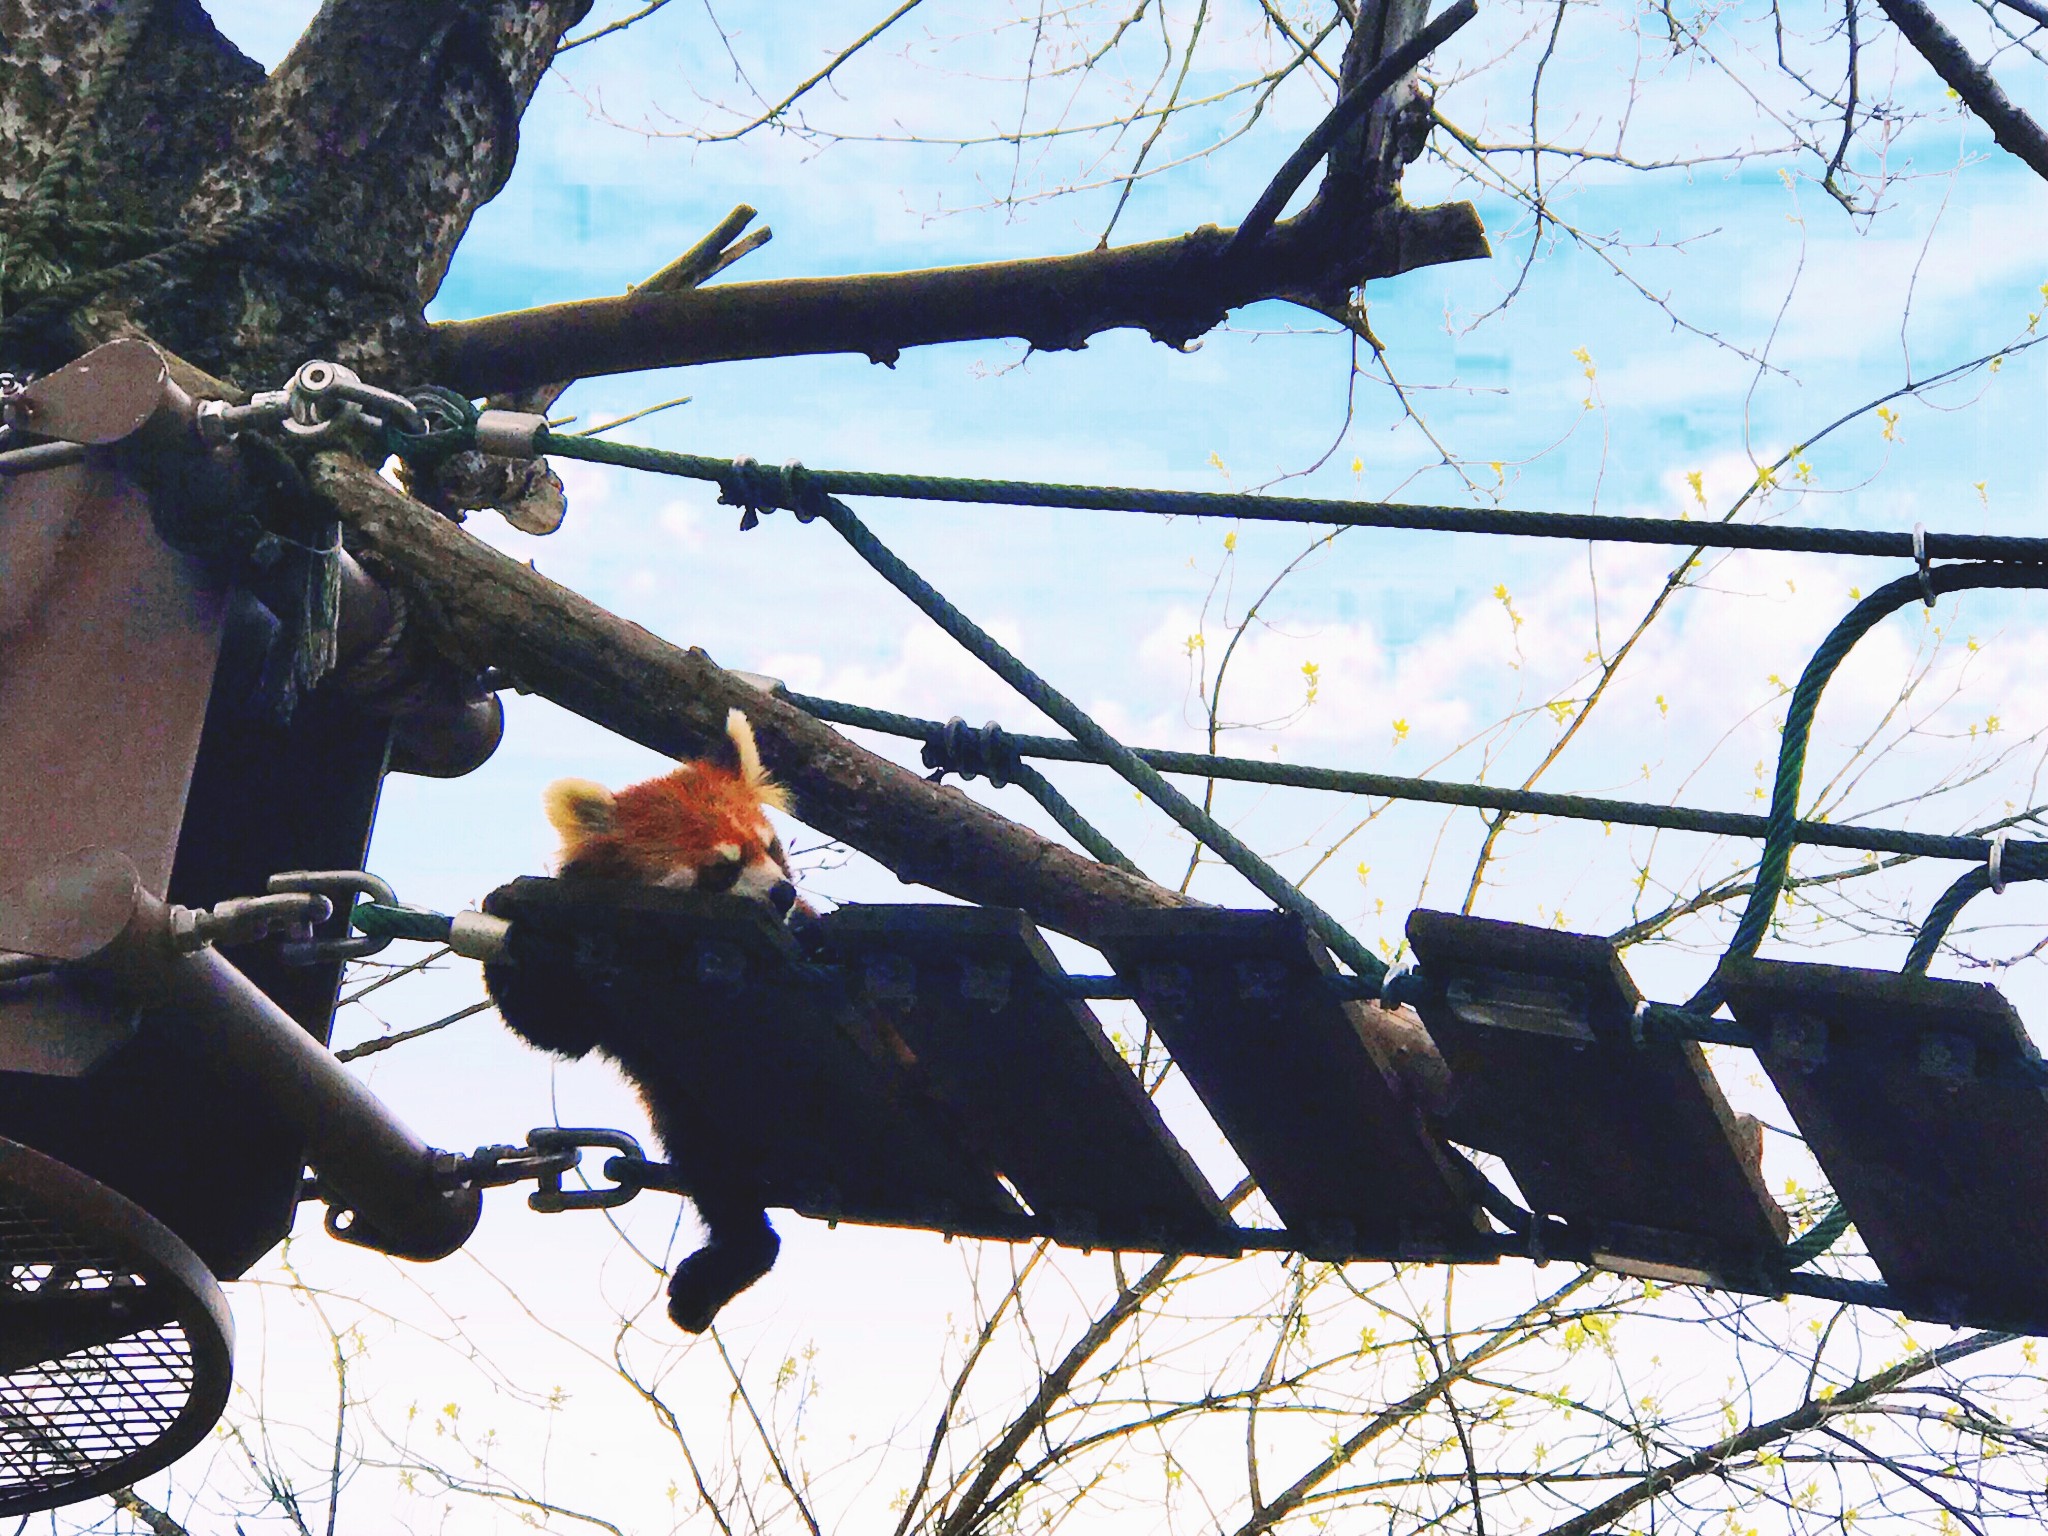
[0,1137,233,1516]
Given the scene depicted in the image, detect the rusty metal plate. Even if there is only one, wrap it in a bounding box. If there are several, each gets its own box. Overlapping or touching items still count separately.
[1091,909,1489,1261]
[1723,958,2048,1329]
[0,849,144,963]
[0,464,225,898]
[9,339,172,446]
[1406,910,1788,1287]
[483,880,1035,1240]
[0,466,223,1082]
[824,904,1240,1256]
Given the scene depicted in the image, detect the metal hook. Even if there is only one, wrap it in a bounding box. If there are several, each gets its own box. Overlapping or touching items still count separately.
[1912,522,1935,609]
[267,869,399,963]
[1990,829,2009,896]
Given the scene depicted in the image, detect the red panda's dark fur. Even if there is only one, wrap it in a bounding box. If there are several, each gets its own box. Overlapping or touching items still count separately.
[483,710,799,1333]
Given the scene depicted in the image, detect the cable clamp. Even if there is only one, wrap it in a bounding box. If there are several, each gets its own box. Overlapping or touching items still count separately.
[723,457,830,530]
[1912,522,1935,608]
[922,717,1017,789]
[1990,829,2009,895]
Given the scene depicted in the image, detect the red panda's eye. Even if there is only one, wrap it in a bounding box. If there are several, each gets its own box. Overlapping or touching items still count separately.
[698,859,742,893]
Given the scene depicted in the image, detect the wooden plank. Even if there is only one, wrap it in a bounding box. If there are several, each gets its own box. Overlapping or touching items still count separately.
[1406,910,1788,1287]
[485,880,1034,1239]
[1723,958,2048,1329]
[1090,909,1489,1260]
[823,905,1240,1256]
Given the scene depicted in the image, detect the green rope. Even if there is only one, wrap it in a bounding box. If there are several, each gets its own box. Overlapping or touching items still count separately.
[785,689,2045,870]
[530,432,2048,564]
[806,492,1387,983]
[0,0,153,314]
[1692,564,2048,1012]
[354,904,456,944]
[1784,1199,1853,1268]
[1896,859,2044,976]
[0,197,410,348]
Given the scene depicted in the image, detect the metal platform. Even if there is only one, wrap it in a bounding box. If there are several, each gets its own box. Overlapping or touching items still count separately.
[0,1137,233,1518]
[1090,908,1492,1260]
[824,905,1241,1256]
[485,880,1039,1240]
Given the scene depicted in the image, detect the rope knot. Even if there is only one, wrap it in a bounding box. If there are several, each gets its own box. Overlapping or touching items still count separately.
[721,458,831,529]
[922,717,1019,789]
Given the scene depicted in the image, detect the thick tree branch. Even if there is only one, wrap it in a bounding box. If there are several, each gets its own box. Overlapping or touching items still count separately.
[428,200,1489,397]
[1876,0,2048,181]
[305,452,1193,942]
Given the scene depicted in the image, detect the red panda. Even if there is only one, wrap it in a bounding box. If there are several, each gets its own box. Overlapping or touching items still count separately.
[542,708,800,916]
[483,709,805,1334]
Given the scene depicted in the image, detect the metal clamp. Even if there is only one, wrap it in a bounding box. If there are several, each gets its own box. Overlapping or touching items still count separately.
[1913,522,1935,608]
[266,870,399,963]
[525,1127,650,1212]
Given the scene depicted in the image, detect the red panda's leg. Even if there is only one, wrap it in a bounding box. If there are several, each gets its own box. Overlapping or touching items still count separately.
[667,1190,779,1333]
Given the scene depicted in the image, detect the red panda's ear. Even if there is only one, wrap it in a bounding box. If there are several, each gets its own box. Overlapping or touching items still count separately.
[543,778,616,849]
[725,709,766,787]
[722,709,791,811]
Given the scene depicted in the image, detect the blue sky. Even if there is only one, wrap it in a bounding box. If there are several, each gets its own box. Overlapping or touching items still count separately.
[172,4,2048,1530]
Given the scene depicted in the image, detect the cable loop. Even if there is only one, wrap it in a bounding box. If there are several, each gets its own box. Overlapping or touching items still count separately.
[922,717,1019,789]
[385,384,479,465]
[1913,522,1935,608]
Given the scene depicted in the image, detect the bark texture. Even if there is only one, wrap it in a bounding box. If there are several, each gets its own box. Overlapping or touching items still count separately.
[430,202,1488,396]
[307,453,1196,944]
[2,0,590,384]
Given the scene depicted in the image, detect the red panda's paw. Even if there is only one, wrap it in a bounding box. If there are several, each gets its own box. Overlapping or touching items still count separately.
[666,1212,780,1333]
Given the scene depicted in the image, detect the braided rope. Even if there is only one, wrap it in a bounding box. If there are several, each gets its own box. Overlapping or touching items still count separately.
[0,0,154,291]
[1692,563,2048,1011]
[533,433,2048,563]
[811,494,1387,982]
[788,689,2045,868]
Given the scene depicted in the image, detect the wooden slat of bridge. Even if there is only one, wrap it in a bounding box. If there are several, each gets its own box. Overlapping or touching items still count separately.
[1723,958,2048,1327]
[823,905,1241,1256]
[1406,910,1789,1287]
[1090,909,1492,1261]
[485,880,1035,1239]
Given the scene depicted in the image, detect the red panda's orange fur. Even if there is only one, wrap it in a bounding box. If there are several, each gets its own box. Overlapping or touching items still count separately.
[542,710,793,894]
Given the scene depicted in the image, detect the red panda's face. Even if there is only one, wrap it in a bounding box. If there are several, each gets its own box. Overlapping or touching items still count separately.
[542,710,802,919]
